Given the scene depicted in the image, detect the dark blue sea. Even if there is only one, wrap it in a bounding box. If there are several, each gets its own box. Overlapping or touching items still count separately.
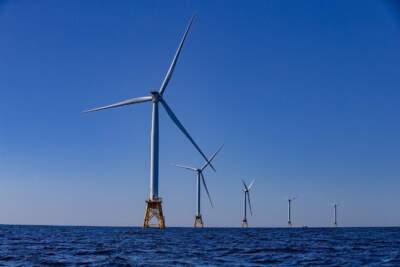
[0,225,399,266]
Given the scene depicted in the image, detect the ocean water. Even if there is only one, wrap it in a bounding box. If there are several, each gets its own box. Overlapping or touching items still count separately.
[0,225,399,266]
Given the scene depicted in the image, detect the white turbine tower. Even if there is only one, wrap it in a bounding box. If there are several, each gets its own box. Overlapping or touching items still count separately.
[288,197,296,227]
[174,145,223,227]
[84,16,213,228]
[241,179,255,227]
[333,203,338,227]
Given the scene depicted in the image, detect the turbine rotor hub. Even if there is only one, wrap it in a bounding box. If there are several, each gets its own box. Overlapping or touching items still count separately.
[150,91,160,102]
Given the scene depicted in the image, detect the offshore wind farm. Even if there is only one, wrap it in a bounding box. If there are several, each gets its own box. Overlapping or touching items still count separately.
[1,0,400,266]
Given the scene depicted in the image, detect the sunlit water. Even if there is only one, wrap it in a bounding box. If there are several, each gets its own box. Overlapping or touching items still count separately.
[0,225,399,266]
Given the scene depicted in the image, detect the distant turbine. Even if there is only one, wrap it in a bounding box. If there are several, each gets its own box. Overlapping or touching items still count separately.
[84,15,213,229]
[288,197,296,227]
[333,203,338,227]
[174,145,223,227]
[241,179,255,227]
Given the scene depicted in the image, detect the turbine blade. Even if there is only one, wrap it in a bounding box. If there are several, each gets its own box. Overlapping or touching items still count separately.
[84,96,152,113]
[248,179,255,190]
[241,179,249,191]
[201,172,214,208]
[159,15,195,95]
[247,192,253,216]
[173,164,197,172]
[201,144,224,171]
[160,98,216,171]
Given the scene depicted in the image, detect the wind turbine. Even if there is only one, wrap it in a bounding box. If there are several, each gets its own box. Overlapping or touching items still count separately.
[241,179,255,227]
[84,16,213,228]
[174,145,223,227]
[333,203,338,227]
[288,197,296,227]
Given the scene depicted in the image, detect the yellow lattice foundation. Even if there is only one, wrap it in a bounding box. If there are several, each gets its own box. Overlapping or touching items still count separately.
[194,215,204,228]
[143,198,165,229]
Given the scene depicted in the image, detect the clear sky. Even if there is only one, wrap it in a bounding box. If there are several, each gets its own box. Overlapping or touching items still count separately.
[1,0,400,227]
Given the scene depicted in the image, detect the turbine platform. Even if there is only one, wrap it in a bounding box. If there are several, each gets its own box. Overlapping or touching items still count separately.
[241,219,248,227]
[194,215,204,228]
[143,198,165,229]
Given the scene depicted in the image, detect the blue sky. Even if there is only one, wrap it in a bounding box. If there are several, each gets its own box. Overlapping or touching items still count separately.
[0,0,400,227]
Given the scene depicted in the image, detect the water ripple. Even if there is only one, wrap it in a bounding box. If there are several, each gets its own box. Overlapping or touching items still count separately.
[0,226,399,266]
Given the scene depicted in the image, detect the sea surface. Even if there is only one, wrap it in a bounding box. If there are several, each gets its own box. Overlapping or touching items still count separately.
[0,225,399,266]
